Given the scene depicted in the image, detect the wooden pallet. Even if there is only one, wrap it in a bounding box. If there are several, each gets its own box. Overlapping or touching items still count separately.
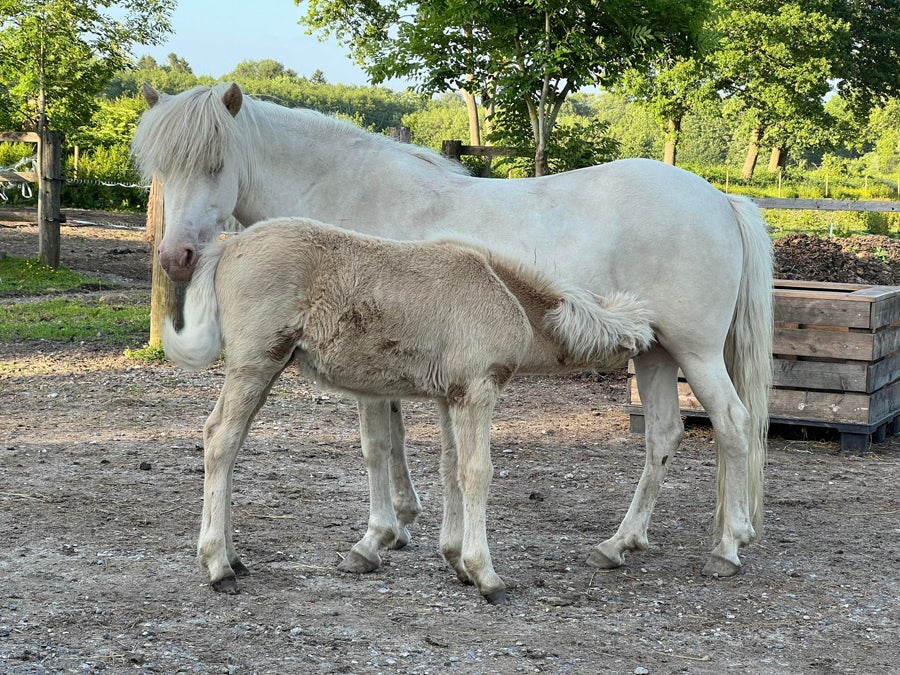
[625,280,900,451]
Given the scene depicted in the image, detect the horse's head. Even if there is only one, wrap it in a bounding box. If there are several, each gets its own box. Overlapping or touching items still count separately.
[133,83,247,281]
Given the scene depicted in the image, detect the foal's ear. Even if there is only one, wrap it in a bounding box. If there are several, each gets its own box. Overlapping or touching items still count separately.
[142,82,160,108]
[222,83,243,117]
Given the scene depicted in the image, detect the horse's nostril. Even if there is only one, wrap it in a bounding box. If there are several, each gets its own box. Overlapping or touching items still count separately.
[181,246,196,268]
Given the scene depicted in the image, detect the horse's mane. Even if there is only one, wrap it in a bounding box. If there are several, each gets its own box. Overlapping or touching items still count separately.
[131,83,468,185]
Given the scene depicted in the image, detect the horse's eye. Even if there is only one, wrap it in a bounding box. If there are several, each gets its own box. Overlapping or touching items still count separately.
[208,164,223,177]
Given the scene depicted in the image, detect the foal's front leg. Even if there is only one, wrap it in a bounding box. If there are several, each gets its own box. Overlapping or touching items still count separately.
[198,365,282,593]
[447,382,507,604]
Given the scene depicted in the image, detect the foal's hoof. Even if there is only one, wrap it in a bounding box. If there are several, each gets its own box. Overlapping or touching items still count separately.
[586,545,625,570]
[231,560,251,577]
[483,588,510,605]
[337,549,380,574]
[702,555,741,578]
[212,575,240,594]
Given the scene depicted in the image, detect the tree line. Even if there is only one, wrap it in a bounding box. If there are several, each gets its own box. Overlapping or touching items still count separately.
[2,0,900,208]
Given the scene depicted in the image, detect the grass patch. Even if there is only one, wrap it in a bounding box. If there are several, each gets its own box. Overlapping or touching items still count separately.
[124,343,168,363]
[0,297,149,345]
[0,256,105,294]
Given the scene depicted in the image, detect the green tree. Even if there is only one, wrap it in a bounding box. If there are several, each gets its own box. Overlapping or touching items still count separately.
[300,0,711,176]
[0,0,174,134]
[711,0,851,180]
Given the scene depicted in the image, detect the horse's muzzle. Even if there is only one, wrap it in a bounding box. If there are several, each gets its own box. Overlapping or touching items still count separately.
[158,245,197,282]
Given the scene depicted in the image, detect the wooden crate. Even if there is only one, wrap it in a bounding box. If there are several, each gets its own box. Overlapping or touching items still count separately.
[625,280,900,451]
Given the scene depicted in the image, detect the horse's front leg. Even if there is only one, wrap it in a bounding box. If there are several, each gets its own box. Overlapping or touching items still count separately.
[447,382,507,604]
[338,398,408,573]
[198,366,280,592]
[588,348,684,570]
[387,400,422,548]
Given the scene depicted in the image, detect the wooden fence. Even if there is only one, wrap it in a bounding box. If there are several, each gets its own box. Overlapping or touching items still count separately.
[0,130,64,267]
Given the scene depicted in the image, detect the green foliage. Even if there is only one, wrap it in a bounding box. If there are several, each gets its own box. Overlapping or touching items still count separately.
[402,94,471,151]
[0,256,102,293]
[0,296,149,344]
[0,0,175,134]
[763,209,900,238]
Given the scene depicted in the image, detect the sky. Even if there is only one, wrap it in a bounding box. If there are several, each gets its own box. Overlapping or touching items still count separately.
[138,1,411,89]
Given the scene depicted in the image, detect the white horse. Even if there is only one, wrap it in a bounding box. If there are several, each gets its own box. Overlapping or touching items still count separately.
[132,82,773,582]
[163,216,654,601]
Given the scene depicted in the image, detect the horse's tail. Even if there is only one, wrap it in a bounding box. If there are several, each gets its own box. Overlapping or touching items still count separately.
[162,243,226,371]
[721,194,774,540]
[545,288,654,365]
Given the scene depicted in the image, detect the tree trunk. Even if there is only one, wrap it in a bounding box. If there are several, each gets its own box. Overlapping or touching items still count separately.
[461,88,481,146]
[768,146,788,172]
[742,127,762,181]
[663,117,681,166]
[534,144,549,177]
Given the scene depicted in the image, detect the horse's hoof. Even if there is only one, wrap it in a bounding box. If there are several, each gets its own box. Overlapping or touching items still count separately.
[390,526,411,550]
[483,588,510,605]
[212,575,239,594]
[337,549,380,574]
[702,555,741,578]
[231,560,251,577]
[586,545,625,570]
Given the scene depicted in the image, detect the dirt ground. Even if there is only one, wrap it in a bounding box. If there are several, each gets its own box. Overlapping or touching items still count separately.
[1,208,899,674]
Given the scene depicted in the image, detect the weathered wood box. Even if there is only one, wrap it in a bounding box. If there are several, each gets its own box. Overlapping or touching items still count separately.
[625,280,900,451]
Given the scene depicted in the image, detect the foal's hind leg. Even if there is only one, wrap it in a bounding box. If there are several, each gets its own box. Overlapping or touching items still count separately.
[589,348,684,570]
[388,400,422,548]
[198,362,285,592]
[339,398,409,573]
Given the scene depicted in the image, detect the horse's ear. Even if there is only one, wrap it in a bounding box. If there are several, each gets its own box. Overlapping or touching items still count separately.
[142,82,160,108]
[222,83,243,117]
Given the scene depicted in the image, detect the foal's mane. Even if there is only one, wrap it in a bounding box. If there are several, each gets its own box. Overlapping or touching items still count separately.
[131,83,468,184]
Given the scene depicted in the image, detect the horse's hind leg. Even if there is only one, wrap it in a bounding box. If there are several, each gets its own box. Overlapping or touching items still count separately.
[388,400,422,548]
[588,347,683,570]
[339,398,408,573]
[198,362,284,592]
[677,357,756,577]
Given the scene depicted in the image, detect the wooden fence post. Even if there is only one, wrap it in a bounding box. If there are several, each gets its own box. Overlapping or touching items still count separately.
[147,177,183,348]
[441,140,463,162]
[389,126,411,143]
[37,129,63,268]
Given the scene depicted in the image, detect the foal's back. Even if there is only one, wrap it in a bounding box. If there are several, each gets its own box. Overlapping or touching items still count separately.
[214,219,534,400]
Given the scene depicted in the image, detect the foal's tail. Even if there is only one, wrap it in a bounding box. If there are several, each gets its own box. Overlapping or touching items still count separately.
[162,243,226,371]
[722,194,774,539]
[545,288,654,366]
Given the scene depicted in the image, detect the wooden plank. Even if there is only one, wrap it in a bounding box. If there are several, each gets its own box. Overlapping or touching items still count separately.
[773,326,875,360]
[459,144,524,158]
[773,358,869,392]
[753,197,900,212]
[870,379,900,423]
[774,294,873,328]
[869,351,900,391]
[774,279,869,292]
[0,170,37,183]
[769,389,873,425]
[0,131,39,143]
